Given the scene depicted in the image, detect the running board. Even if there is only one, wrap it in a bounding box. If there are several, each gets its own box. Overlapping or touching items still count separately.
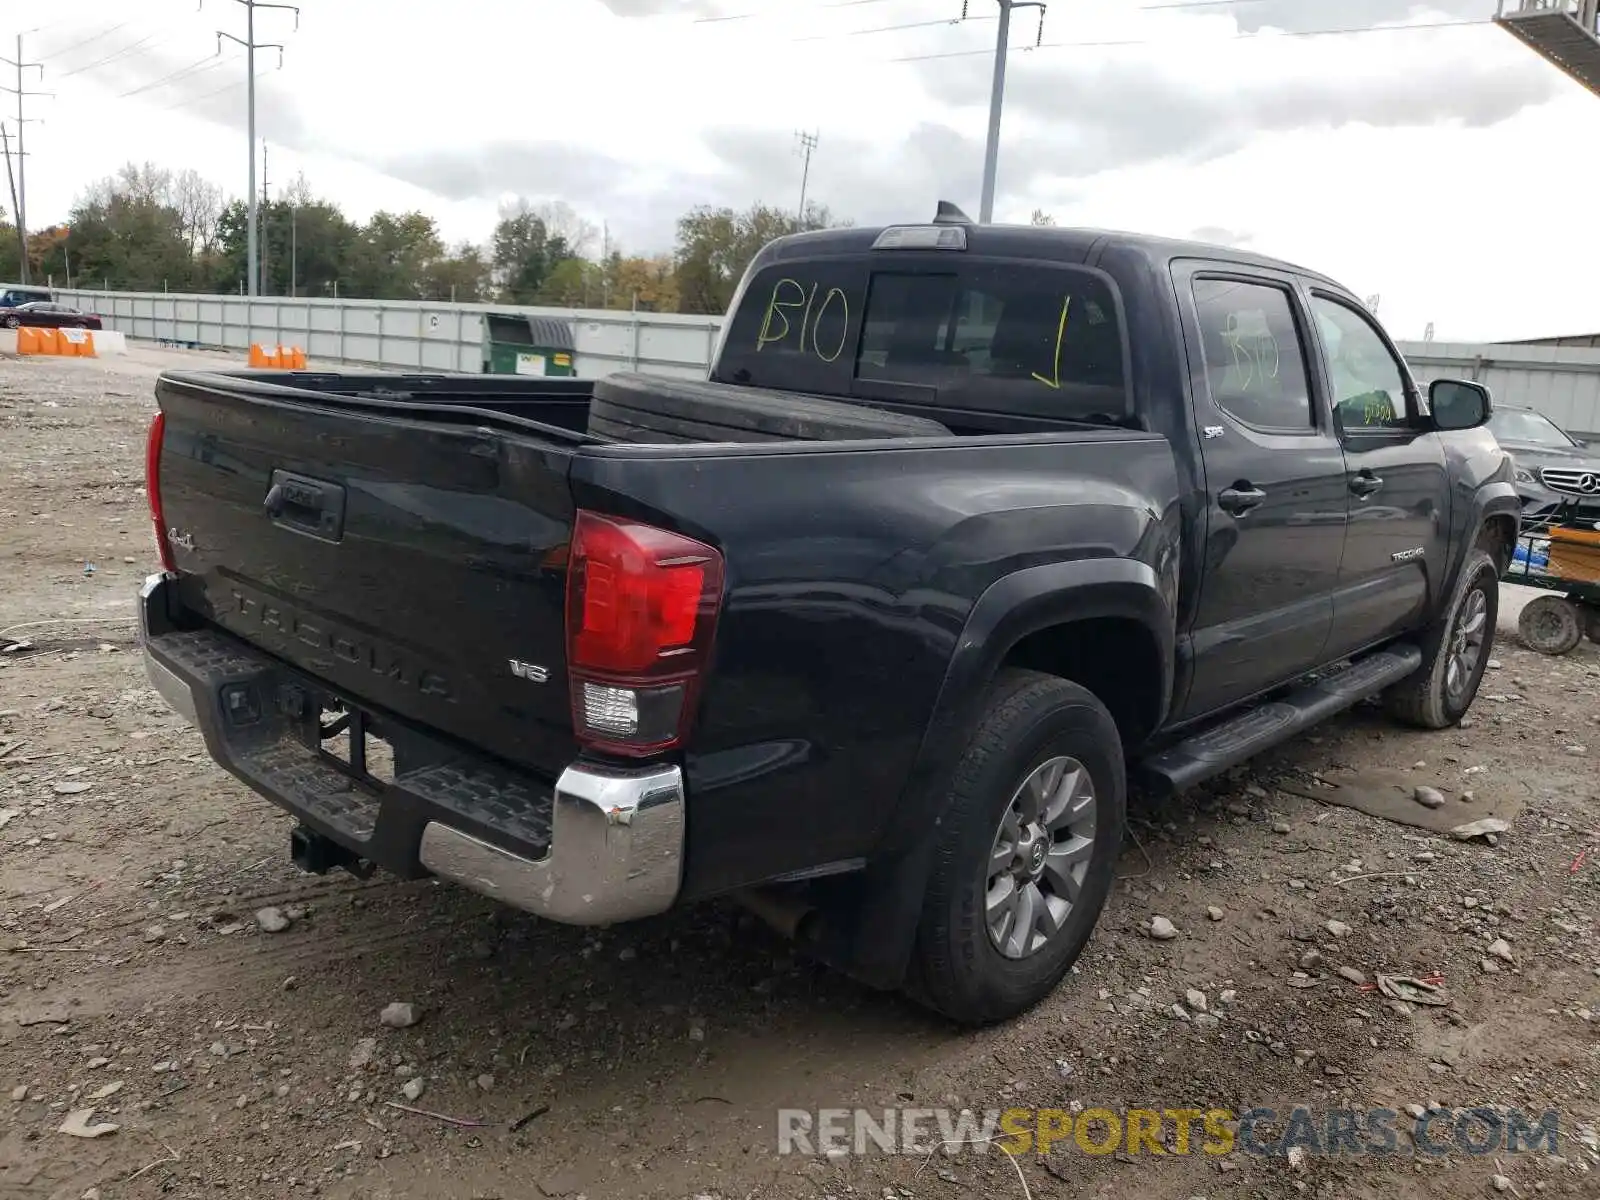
[1138,644,1422,797]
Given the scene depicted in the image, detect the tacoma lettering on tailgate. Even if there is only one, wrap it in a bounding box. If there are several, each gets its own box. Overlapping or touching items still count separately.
[229,590,453,699]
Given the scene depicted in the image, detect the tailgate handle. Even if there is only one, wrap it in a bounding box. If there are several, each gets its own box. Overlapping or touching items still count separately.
[264,470,347,541]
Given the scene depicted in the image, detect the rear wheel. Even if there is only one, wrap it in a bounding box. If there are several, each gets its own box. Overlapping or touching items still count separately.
[909,670,1124,1026]
[1384,548,1499,729]
[1519,593,1583,656]
[3,316,17,329]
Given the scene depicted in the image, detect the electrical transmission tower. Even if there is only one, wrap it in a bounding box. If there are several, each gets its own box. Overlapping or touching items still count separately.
[0,36,49,283]
[217,0,298,297]
[962,0,1047,224]
[795,130,819,227]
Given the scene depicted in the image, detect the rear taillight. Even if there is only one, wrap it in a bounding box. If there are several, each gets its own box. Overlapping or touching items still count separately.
[145,411,175,572]
[564,509,724,757]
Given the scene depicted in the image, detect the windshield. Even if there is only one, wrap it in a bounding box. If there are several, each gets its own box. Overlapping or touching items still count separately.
[716,258,1129,420]
[1488,409,1575,448]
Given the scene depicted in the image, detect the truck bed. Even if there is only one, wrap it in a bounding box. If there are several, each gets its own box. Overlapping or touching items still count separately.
[149,367,1182,897]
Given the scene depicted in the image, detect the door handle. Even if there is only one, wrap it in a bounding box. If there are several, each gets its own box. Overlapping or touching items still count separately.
[1349,470,1384,498]
[1218,483,1267,515]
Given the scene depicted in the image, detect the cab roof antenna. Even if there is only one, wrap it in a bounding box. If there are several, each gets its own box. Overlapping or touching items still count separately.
[933,200,973,226]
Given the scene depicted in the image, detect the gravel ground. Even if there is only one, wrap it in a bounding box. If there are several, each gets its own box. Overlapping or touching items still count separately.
[1,349,1598,1200]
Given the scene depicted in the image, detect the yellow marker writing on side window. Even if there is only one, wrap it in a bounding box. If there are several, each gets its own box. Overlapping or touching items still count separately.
[1031,295,1072,389]
[756,278,808,351]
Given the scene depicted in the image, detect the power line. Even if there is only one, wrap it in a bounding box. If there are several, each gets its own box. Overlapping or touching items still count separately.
[160,62,252,111]
[1139,0,1283,8]
[797,13,994,42]
[735,1,1470,50]
[702,0,1290,38]
[37,21,134,61]
[892,15,1493,62]
[116,51,225,98]
[55,32,163,78]
[694,0,899,23]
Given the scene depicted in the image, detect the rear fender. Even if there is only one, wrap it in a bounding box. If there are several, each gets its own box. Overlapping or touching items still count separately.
[889,557,1174,851]
[813,559,1173,991]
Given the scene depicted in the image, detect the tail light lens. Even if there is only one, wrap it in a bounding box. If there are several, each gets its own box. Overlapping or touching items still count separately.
[565,510,723,757]
[146,411,175,572]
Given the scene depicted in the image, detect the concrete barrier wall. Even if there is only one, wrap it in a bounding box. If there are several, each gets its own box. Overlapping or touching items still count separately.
[51,289,720,382]
[38,287,1600,441]
[1398,339,1600,442]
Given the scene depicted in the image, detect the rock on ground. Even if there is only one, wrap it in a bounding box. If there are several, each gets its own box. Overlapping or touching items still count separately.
[379,1002,420,1029]
[254,906,291,933]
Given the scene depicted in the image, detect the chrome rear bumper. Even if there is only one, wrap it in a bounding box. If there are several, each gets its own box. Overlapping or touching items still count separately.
[140,572,685,925]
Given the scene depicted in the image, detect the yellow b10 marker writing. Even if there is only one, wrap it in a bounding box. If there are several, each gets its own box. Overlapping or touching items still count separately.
[755,277,850,363]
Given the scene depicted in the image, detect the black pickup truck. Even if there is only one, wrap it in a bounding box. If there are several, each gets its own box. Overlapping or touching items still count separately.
[138,209,1519,1024]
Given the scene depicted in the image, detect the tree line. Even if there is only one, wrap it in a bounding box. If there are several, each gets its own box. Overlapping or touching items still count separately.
[0,162,845,317]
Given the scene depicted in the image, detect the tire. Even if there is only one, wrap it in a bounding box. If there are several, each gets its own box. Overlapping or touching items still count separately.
[1519,593,1583,656]
[3,316,17,329]
[909,669,1125,1026]
[588,372,951,444]
[1384,548,1499,729]
[1586,607,1600,646]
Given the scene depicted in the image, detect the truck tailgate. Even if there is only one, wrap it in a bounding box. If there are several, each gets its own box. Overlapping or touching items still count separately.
[155,373,578,779]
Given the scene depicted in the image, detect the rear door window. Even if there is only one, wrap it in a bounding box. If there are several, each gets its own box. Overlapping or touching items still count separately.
[856,265,1126,416]
[1191,278,1314,433]
[717,259,1129,418]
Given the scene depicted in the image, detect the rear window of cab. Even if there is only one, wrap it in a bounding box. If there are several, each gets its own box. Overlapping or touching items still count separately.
[715,259,1130,420]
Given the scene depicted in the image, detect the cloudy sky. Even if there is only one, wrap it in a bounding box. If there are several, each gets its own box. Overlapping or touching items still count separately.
[4,0,1597,340]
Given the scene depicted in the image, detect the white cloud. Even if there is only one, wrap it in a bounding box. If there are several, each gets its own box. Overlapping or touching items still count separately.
[5,0,1597,339]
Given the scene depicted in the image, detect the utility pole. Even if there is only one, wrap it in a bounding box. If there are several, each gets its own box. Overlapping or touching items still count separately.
[218,0,298,297]
[260,141,269,294]
[1,36,47,283]
[0,126,23,274]
[967,1,1047,224]
[794,130,818,227]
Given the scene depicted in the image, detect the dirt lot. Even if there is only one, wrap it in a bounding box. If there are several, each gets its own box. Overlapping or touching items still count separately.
[1,348,1597,1200]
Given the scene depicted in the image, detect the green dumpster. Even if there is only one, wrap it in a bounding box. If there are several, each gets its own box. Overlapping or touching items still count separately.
[482,313,577,377]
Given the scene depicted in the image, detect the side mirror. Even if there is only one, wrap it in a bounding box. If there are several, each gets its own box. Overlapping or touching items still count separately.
[1430,379,1492,431]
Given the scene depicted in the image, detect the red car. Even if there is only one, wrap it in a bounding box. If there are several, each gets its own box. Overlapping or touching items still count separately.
[1,301,103,331]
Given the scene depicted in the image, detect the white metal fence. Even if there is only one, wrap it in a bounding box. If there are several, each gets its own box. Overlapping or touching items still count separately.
[47,287,1600,441]
[1399,339,1600,441]
[51,288,723,382]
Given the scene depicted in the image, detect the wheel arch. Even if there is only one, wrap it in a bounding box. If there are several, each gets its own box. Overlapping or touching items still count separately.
[893,557,1173,848]
[1476,510,1518,575]
[1453,481,1520,589]
[803,560,1173,994]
